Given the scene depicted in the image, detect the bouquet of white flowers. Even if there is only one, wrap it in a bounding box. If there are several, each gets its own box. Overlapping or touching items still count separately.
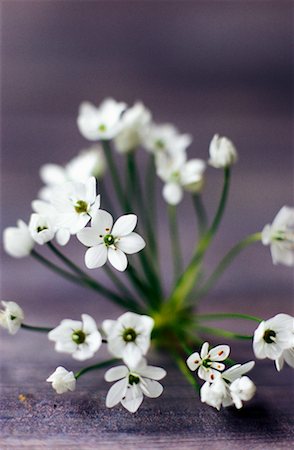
[2,98,294,413]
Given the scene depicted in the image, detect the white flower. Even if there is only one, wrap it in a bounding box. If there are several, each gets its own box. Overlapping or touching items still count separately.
[3,220,34,258]
[208,134,238,169]
[253,314,294,360]
[114,102,152,153]
[28,213,55,245]
[156,151,206,205]
[0,301,24,335]
[31,200,71,246]
[105,357,166,413]
[46,367,76,394]
[102,312,154,367]
[261,206,294,266]
[49,177,100,235]
[186,341,230,381]
[200,361,255,410]
[229,376,256,409]
[275,348,294,371]
[77,98,127,141]
[48,314,102,361]
[142,122,192,154]
[39,145,106,201]
[77,210,145,272]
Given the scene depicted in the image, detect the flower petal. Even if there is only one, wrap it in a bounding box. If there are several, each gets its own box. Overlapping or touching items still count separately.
[112,214,137,237]
[56,228,71,246]
[162,182,183,205]
[121,384,144,413]
[77,227,102,247]
[186,352,201,371]
[106,378,128,408]
[138,365,166,381]
[140,379,163,398]
[108,247,128,271]
[105,366,129,382]
[209,345,230,361]
[85,245,108,269]
[116,232,146,254]
[91,209,113,234]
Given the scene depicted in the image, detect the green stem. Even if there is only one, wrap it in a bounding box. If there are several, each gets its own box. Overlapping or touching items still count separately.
[103,265,136,302]
[192,193,208,237]
[102,140,129,211]
[21,323,52,332]
[197,312,262,323]
[198,325,253,340]
[168,205,183,279]
[75,359,118,379]
[47,242,88,278]
[31,250,141,312]
[99,179,117,214]
[172,351,200,393]
[196,232,262,299]
[168,168,231,308]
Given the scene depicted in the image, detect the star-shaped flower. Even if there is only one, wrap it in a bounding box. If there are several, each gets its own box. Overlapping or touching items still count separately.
[102,312,154,367]
[77,210,145,272]
[105,357,166,413]
[48,314,102,361]
[186,341,230,381]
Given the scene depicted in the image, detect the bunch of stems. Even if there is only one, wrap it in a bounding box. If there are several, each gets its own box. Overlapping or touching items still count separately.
[24,140,263,386]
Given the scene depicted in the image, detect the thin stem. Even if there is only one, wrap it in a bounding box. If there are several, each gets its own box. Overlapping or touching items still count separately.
[168,205,183,279]
[197,312,262,323]
[196,232,262,299]
[168,168,231,308]
[21,323,52,333]
[198,325,253,340]
[99,179,117,214]
[192,193,208,237]
[47,242,88,278]
[103,265,135,301]
[102,140,129,211]
[172,351,200,393]
[75,359,118,379]
[31,250,141,312]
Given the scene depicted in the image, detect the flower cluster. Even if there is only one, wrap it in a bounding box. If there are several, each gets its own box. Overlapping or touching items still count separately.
[187,342,256,410]
[2,97,294,418]
[46,311,166,413]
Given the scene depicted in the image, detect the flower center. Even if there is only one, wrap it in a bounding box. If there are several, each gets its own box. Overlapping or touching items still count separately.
[155,139,165,150]
[128,374,140,385]
[104,234,115,246]
[202,359,211,369]
[10,315,16,320]
[122,328,137,342]
[98,124,107,132]
[72,330,86,344]
[37,226,48,233]
[74,200,89,214]
[263,329,276,344]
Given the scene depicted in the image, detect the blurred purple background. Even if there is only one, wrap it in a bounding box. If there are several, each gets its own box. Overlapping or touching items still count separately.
[1,0,293,325]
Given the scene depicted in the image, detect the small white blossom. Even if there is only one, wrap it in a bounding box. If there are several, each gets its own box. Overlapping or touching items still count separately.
[77,98,127,141]
[3,220,34,258]
[142,122,192,154]
[187,341,230,381]
[48,314,102,361]
[32,200,71,246]
[0,301,24,335]
[49,177,100,235]
[77,210,145,272]
[253,313,294,360]
[28,213,55,245]
[102,312,154,367]
[39,146,106,201]
[200,361,255,410]
[114,102,152,153]
[261,206,294,266]
[105,357,166,413]
[46,366,76,394]
[208,134,238,169]
[156,151,206,205]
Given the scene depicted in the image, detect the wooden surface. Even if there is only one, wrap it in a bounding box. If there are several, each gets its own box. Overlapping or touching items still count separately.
[1,295,294,449]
